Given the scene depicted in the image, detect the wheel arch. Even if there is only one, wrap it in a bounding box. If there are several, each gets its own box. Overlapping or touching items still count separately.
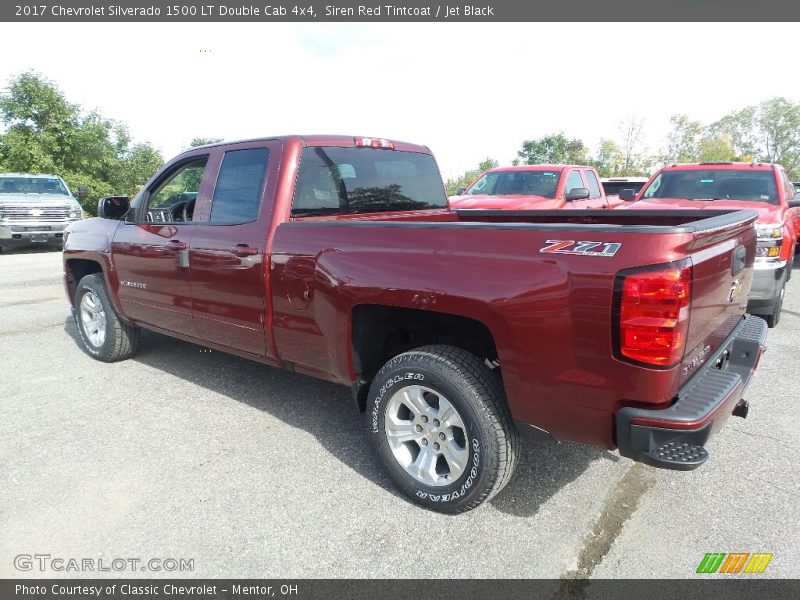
[350,304,501,412]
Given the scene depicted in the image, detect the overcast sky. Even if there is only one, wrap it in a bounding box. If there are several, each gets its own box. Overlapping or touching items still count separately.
[1,22,798,179]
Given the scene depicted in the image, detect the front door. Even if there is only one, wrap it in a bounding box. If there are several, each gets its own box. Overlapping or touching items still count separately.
[111,155,211,337]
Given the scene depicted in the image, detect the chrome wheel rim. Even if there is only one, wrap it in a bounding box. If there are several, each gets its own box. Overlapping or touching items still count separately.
[80,291,107,347]
[384,385,469,487]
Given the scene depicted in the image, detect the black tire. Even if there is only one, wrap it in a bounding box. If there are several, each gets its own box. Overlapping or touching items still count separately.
[366,345,518,513]
[764,283,785,328]
[786,250,794,282]
[74,273,140,361]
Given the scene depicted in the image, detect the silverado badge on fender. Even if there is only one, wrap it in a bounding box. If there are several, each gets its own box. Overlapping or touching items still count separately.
[539,240,622,257]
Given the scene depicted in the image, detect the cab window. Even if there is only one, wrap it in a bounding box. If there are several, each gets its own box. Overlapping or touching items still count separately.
[209,148,270,224]
[565,170,584,194]
[583,170,602,199]
[143,157,208,223]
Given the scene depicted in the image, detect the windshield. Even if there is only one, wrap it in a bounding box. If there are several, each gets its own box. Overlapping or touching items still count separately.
[467,170,560,198]
[291,147,446,217]
[0,176,70,196]
[641,169,779,205]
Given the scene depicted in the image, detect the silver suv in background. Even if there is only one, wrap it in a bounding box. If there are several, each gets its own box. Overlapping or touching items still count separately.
[0,173,84,252]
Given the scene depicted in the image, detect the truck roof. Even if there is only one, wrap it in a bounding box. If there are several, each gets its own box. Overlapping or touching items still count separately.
[188,135,432,155]
[0,172,64,179]
[487,165,593,173]
[660,162,779,172]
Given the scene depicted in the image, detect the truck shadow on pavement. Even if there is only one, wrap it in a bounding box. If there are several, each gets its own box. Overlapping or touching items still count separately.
[63,320,617,518]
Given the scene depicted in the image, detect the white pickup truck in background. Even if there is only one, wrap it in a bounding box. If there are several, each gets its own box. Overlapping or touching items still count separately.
[0,173,84,252]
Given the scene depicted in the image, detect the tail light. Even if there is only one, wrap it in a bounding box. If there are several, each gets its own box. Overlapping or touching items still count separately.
[614,261,692,367]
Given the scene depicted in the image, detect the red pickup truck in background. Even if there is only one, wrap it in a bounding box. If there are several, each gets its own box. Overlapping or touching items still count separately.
[63,136,767,513]
[449,165,632,210]
[619,162,800,327]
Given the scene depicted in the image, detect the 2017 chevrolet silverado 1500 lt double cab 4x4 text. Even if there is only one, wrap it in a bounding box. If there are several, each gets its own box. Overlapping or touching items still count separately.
[63,136,767,513]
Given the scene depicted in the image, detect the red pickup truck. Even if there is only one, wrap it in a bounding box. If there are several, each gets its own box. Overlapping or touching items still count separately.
[618,162,800,327]
[63,136,767,513]
[449,165,631,210]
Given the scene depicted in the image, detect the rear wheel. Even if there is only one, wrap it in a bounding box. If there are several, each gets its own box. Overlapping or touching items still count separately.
[366,345,518,513]
[74,274,140,361]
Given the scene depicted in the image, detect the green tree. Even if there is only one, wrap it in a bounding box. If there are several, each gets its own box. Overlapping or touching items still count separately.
[516,133,589,166]
[0,71,164,214]
[591,138,624,177]
[697,132,737,163]
[709,106,758,159]
[664,114,702,162]
[445,158,498,196]
[618,113,646,174]
[187,137,223,149]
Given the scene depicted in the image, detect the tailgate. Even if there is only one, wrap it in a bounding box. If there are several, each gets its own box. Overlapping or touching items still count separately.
[679,211,758,383]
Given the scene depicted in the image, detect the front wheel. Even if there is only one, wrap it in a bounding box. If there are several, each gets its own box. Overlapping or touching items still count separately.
[74,274,140,361]
[764,283,785,328]
[366,345,518,513]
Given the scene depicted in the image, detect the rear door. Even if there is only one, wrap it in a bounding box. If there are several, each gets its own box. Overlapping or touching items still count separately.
[111,154,212,336]
[187,141,282,357]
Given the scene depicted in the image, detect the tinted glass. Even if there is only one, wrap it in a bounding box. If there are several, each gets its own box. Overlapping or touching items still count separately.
[602,181,647,196]
[0,176,69,195]
[210,148,269,224]
[642,169,779,204]
[291,147,445,217]
[467,170,559,198]
[584,170,602,198]
[565,170,584,193]
[149,158,207,211]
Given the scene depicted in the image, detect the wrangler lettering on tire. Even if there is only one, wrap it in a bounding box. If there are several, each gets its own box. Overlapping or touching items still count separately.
[366,345,518,513]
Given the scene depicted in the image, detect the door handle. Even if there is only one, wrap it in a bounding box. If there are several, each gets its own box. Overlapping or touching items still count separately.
[232,244,259,257]
[166,240,188,250]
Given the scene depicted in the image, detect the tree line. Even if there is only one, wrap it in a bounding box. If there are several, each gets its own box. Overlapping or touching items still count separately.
[1,72,798,207]
[447,99,800,195]
[0,72,221,215]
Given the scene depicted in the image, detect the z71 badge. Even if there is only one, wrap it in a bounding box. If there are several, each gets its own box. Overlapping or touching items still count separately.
[539,240,622,257]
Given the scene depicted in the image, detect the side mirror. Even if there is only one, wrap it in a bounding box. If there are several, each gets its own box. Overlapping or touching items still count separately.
[98,196,130,220]
[456,187,466,195]
[565,187,590,201]
[787,197,800,208]
[77,185,89,199]
[619,188,637,201]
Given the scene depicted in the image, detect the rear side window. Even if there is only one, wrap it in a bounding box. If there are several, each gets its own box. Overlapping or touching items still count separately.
[291,147,446,217]
[210,148,270,224]
[565,170,584,193]
[584,170,602,198]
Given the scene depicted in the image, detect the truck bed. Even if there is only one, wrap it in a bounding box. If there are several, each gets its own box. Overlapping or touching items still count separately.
[272,208,758,448]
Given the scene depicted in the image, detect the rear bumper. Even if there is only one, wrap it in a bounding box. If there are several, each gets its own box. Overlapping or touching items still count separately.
[747,260,786,307]
[615,314,768,471]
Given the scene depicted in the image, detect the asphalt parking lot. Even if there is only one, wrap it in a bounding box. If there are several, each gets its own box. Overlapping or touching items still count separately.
[1,247,798,579]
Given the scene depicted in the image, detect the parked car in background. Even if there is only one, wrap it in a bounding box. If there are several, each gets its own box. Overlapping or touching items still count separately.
[0,173,84,252]
[63,135,767,512]
[601,176,648,199]
[449,165,632,211]
[619,162,800,327]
